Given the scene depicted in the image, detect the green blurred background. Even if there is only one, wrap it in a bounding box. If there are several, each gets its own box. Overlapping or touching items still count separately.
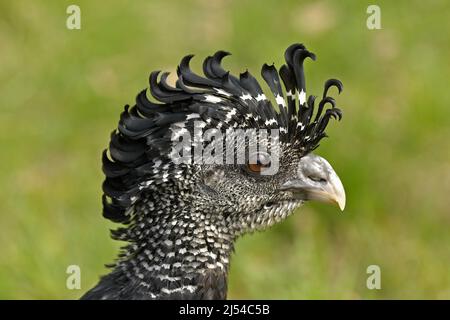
[1,0,449,299]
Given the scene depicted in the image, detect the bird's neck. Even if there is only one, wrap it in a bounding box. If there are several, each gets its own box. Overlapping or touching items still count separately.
[109,194,237,299]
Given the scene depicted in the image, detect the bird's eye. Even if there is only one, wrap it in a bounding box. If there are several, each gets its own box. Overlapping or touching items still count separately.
[246,153,271,174]
[247,162,265,173]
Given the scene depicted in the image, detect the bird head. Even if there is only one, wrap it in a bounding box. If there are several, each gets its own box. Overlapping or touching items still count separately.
[103,43,345,239]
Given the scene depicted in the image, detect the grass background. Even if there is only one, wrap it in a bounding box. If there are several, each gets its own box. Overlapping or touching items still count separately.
[0,0,449,299]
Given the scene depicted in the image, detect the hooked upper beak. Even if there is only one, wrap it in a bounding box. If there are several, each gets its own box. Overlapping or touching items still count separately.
[280,154,346,211]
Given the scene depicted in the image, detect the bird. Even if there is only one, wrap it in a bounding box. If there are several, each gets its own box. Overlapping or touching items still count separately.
[81,43,346,300]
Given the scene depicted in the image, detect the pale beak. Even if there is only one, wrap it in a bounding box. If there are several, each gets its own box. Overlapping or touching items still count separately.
[280,154,346,211]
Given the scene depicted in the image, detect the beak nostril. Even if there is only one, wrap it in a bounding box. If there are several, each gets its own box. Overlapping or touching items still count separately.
[308,175,327,183]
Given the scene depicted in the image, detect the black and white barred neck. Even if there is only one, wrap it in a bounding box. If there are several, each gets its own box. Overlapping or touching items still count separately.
[82,43,343,300]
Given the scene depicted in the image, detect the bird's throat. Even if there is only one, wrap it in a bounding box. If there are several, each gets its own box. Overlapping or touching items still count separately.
[106,201,236,299]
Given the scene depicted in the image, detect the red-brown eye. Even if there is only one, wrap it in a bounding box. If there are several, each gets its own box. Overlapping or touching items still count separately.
[248,163,264,173]
[247,153,271,174]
